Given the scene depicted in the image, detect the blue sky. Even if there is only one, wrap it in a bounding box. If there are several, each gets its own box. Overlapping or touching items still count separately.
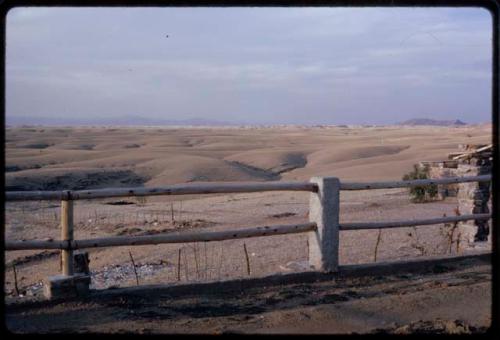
[6,7,493,125]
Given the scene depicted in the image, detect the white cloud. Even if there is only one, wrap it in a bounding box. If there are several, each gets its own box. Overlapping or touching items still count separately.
[6,7,492,124]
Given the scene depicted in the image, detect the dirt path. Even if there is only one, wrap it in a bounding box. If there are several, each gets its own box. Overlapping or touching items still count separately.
[5,255,491,334]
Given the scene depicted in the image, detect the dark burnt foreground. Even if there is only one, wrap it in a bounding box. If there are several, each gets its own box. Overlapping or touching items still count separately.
[5,252,491,334]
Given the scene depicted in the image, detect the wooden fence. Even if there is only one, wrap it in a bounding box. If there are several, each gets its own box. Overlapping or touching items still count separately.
[5,174,492,278]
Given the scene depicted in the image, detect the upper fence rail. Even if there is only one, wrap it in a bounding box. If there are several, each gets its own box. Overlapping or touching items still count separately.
[5,181,317,201]
[4,175,492,201]
[339,175,492,190]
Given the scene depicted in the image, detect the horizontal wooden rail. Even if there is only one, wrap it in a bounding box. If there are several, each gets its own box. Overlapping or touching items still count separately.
[4,222,317,251]
[5,176,492,201]
[5,181,317,201]
[340,213,492,231]
[5,190,71,201]
[4,239,69,251]
[340,175,491,191]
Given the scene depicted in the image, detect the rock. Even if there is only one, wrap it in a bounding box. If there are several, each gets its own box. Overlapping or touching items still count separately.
[73,251,90,275]
[44,274,91,300]
[279,260,311,272]
[385,319,474,334]
[456,159,491,245]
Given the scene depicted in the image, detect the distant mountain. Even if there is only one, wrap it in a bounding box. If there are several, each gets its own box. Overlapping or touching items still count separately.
[398,118,467,126]
[6,115,242,127]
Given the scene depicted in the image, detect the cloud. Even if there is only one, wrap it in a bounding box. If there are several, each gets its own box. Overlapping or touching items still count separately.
[6,7,493,125]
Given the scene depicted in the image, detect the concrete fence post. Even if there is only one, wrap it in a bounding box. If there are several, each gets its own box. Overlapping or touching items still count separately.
[308,177,340,272]
[61,197,74,276]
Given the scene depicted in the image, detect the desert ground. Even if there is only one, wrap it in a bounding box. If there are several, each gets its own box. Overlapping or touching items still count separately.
[4,124,492,189]
[5,255,491,334]
[4,124,493,333]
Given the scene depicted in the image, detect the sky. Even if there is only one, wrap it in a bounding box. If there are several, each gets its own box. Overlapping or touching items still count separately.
[5,7,493,125]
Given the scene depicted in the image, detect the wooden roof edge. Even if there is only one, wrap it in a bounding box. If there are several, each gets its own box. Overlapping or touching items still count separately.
[449,144,493,160]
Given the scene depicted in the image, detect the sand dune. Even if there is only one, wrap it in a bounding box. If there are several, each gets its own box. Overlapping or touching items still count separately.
[5,125,492,190]
[307,145,410,165]
[5,167,146,191]
[224,150,308,175]
[139,154,279,187]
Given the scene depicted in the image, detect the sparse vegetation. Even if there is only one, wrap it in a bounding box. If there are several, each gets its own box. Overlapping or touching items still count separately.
[408,227,426,256]
[373,229,383,262]
[124,143,141,149]
[439,207,462,254]
[135,196,148,206]
[402,164,438,203]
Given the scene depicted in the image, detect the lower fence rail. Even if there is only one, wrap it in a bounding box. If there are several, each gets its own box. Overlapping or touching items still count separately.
[4,222,317,251]
[340,213,492,230]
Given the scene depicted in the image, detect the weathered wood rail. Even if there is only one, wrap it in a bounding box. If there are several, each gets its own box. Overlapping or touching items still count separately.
[4,174,492,298]
[5,223,317,250]
[340,214,492,230]
[339,174,491,190]
[5,181,317,201]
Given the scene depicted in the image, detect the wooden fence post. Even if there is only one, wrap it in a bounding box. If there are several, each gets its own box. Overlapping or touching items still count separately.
[308,177,340,272]
[61,196,74,276]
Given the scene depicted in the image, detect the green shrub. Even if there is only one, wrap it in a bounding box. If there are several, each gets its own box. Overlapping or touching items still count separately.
[402,164,438,203]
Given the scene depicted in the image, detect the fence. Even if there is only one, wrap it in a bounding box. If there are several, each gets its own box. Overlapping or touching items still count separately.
[5,174,492,282]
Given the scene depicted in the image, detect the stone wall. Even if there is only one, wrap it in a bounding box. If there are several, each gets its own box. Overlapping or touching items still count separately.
[420,161,459,200]
[456,156,492,248]
[419,145,492,252]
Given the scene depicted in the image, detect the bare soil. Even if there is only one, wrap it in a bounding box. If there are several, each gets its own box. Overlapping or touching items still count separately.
[5,124,492,189]
[4,188,491,294]
[5,255,491,334]
[4,125,493,333]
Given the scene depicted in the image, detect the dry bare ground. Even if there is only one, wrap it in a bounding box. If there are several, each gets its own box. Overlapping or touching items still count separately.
[4,255,492,334]
[4,124,493,333]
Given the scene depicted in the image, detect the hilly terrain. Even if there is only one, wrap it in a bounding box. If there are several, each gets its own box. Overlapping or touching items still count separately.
[398,118,467,126]
[5,124,490,191]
